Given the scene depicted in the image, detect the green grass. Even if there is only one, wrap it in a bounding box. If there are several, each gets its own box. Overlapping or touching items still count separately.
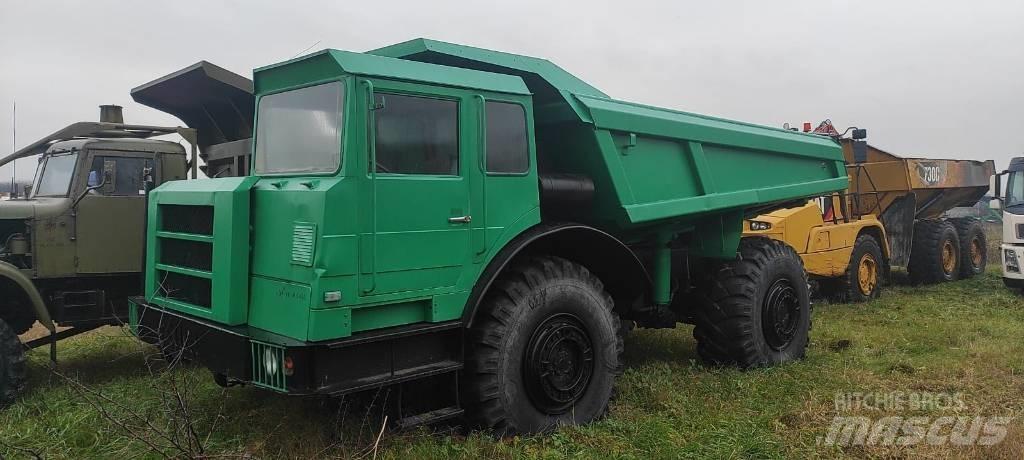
[3,270,1024,459]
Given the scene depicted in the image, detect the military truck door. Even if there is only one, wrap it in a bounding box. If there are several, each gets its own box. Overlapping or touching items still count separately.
[74,151,156,274]
[360,82,472,296]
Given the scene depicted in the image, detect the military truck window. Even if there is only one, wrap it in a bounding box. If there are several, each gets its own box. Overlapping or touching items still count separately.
[373,93,459,175]
[33,152,78,197]
[255,82,344,175]
[485,101,529,174]
[87,156,154,196]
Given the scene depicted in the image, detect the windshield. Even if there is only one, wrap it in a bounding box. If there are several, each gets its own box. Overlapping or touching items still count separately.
[1007,170,1024,207]
[32,152,79,197]
[255,81,344,175]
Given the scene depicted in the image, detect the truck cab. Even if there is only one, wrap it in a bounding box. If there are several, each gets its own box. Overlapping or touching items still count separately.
[0,130,187,337]
[995,157,1024,288]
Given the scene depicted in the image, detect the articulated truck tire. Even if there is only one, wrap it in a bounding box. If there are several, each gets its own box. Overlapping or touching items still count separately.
[841,235,885,302]
[693,237,811,368]
[0,318,26,408]
[908,219,960,284]
[464,256,624,436]
[949,217,987,278]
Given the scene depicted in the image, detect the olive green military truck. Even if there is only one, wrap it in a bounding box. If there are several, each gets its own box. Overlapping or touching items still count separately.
[0,62,253,406]
[130,39,851,435]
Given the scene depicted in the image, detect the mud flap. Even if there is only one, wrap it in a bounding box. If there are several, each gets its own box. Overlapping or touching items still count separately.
[880,193,917,267]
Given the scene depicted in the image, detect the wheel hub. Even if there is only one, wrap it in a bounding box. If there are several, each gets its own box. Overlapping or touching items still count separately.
[858,253,878,296]
[941,240,957,274]
[971,238,983,267]
[523,313,594,414]
[762,279,801,350]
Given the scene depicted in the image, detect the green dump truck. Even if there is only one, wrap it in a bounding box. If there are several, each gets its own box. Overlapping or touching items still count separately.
[130,39,848,434]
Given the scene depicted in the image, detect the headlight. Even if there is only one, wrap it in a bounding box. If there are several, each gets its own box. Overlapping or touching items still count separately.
[1005,249,1020,273]
[749,221,772,231]
[263,348,280,376]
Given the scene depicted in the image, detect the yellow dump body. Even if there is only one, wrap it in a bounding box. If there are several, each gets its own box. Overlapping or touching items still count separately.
[842,140,994,220]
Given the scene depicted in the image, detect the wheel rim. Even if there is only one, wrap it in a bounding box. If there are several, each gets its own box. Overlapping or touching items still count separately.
[523,313,595,414]
[971,237,984,268]
[941,240,957,274]
[857,253,878,296]
[762,279,801,351]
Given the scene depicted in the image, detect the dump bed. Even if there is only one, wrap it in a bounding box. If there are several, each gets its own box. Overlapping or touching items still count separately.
[372,39,848,233]
[843,140,995,220]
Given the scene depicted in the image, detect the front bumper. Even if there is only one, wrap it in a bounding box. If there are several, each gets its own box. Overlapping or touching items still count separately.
[128,298,463,396]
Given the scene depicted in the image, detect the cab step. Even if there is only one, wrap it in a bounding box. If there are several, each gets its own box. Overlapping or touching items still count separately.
[396,406,464,430]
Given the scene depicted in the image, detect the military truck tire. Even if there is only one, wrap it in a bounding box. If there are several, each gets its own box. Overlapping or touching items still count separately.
[841,235,885,302]
[693,237,811,368]
[464,256,624,436]
[950,218,987,278]
[0,318,27,407]
[908,220,960,284]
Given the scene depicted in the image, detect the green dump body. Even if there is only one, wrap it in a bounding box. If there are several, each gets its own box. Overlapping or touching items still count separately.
[141,39,847,344]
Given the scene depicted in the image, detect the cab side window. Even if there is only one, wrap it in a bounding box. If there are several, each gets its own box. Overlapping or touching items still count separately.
[88,156,153,196]
[485,101,528,174]
[373,93,459,175]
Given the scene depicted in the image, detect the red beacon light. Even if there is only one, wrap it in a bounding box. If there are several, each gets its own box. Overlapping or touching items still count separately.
[802,122,812,133]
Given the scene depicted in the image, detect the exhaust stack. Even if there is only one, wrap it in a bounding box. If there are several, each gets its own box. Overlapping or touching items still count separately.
[99,105,124,124]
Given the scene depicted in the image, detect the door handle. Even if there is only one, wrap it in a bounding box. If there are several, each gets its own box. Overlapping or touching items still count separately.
[448,215,472,224]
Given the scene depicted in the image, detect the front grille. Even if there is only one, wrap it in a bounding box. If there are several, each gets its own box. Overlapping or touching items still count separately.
[251,341,287,391]
[161,205,214,235]
[159,239,213,271]
[156,271,212,309]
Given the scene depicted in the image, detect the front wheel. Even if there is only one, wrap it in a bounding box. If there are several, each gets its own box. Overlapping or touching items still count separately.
[693,237,811,368]
[463,256,624,436]
[0,318,27,408]
[842,235,885,302]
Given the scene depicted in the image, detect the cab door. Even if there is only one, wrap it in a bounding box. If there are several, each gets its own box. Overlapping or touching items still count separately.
[75,151,156,274]
[359,82,474,296]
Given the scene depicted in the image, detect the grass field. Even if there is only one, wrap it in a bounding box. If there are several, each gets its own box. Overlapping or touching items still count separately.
[3,266,1023,459]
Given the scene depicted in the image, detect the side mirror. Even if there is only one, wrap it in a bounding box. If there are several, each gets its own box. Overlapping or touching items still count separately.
[100,160,116,195]
[851,128,868,140]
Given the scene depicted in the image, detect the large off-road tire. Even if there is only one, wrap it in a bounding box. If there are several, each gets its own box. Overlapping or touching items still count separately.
[1,302,35,336]
[0,318,27,407]
[693,237,811,368]
[841,234,885,302]
[950,217,987,278]
[464,256,624,436]
[908,219,960,284]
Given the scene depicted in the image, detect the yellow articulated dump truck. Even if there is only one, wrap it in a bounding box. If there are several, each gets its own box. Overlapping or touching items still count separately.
[745,121,994,301]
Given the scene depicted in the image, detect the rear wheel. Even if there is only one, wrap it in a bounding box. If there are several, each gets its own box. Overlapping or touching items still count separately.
[842,235,885,302]
[463,256,624,436]
[908,220,960,284]
[0,318,27,408]
[693,237,811,368]
[950,218,987,278]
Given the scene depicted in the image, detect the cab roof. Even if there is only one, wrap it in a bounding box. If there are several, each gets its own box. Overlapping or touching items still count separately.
[48,137,185,155]
[254,48,531,96]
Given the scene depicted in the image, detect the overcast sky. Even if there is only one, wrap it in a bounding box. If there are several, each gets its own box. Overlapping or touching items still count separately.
[1,0,1021,182]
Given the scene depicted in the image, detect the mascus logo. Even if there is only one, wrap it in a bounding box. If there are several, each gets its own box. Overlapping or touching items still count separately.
[915,161,944,186]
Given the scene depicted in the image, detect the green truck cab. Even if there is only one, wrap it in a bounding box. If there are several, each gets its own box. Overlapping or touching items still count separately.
[131,39,848,434]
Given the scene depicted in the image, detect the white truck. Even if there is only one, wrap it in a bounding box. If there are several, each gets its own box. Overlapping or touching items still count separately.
[992,157,1024,289]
